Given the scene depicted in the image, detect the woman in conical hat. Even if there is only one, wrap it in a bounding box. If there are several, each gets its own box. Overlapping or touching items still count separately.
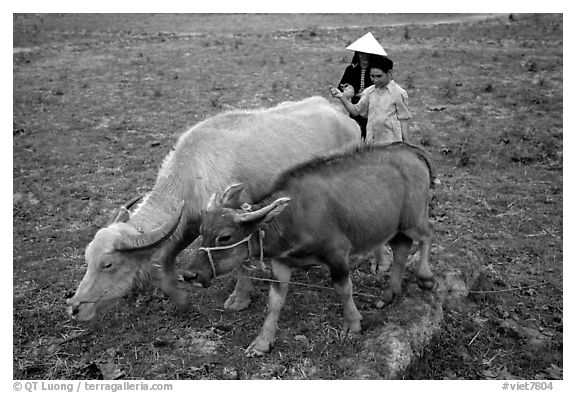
[336,32,387,140]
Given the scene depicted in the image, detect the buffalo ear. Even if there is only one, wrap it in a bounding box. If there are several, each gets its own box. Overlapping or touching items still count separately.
[106,208,130,226]
[220,183,251,208]
[106,195,143,226]
[234,197,291,226]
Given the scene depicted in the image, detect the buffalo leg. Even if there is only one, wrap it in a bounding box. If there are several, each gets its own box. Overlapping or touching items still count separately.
[156,242,189,308]
[371,244,392,274]
[333,275,362,334]
[224,266,253,311]
[383,234,413,302]
[406,223,435,289]
[246,259,291,357]
[326,244,362,334]
[415,237,435,289]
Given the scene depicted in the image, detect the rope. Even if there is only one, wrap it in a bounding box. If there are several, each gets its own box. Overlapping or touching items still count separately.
[197,229,265,279]
[197,234,551,299]
[239,275,550,299]
[468,281,549,294]
[237,274,380,299]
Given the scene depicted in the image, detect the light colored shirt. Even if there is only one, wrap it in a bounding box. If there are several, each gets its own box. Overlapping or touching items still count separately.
[355,80,411,144]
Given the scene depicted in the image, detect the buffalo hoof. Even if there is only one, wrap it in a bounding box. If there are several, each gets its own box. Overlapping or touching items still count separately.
[172,294,190,314]
[381,288,395,304]
[175,300,190,313]
[417,277,436,291]
[370,260,389,275]
[161,277,189,307]
[245,339,271,357]
[343,320,362,336]
[375,300,387,309]
[224,292,251,311]
[371,249,392,275]
[161,284,189,312]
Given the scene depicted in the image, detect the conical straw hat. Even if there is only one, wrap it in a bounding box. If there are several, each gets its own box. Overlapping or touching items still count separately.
[345,32,387,56]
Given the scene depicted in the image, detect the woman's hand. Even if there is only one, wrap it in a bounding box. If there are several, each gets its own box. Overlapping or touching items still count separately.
[340,84,355,98]
[329,86,343,98]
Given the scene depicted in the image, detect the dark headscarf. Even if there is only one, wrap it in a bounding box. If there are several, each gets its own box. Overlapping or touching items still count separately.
[368,55,393,72]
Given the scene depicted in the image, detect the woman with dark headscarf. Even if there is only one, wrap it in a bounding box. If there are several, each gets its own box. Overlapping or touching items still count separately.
[336,32,387,140]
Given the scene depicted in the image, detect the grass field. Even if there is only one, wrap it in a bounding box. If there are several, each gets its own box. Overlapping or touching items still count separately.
[13,13,562,380]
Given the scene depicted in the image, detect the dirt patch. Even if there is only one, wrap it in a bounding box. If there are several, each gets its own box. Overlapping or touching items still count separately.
[340,290,443,379]
[13,13,562,380]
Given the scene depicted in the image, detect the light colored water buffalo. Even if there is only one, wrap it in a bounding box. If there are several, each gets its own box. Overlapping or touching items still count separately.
[66,96,360,321]
[184,142,436,356]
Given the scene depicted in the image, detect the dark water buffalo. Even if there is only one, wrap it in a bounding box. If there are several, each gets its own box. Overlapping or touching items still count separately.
[66,96,360,321]
[184,142,436,356]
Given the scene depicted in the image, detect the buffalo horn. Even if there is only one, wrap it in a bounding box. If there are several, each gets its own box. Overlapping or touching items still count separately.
[234,197,291,224]
[113,200,184,251]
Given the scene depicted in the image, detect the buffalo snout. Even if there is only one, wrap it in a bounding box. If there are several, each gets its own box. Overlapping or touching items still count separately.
[182,270,198,282]
[182,269,212,288]
[65,297,97,321]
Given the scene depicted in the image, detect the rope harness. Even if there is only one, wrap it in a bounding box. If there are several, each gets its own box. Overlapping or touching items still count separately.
[197,229,265,279]
[194,230,379,299]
